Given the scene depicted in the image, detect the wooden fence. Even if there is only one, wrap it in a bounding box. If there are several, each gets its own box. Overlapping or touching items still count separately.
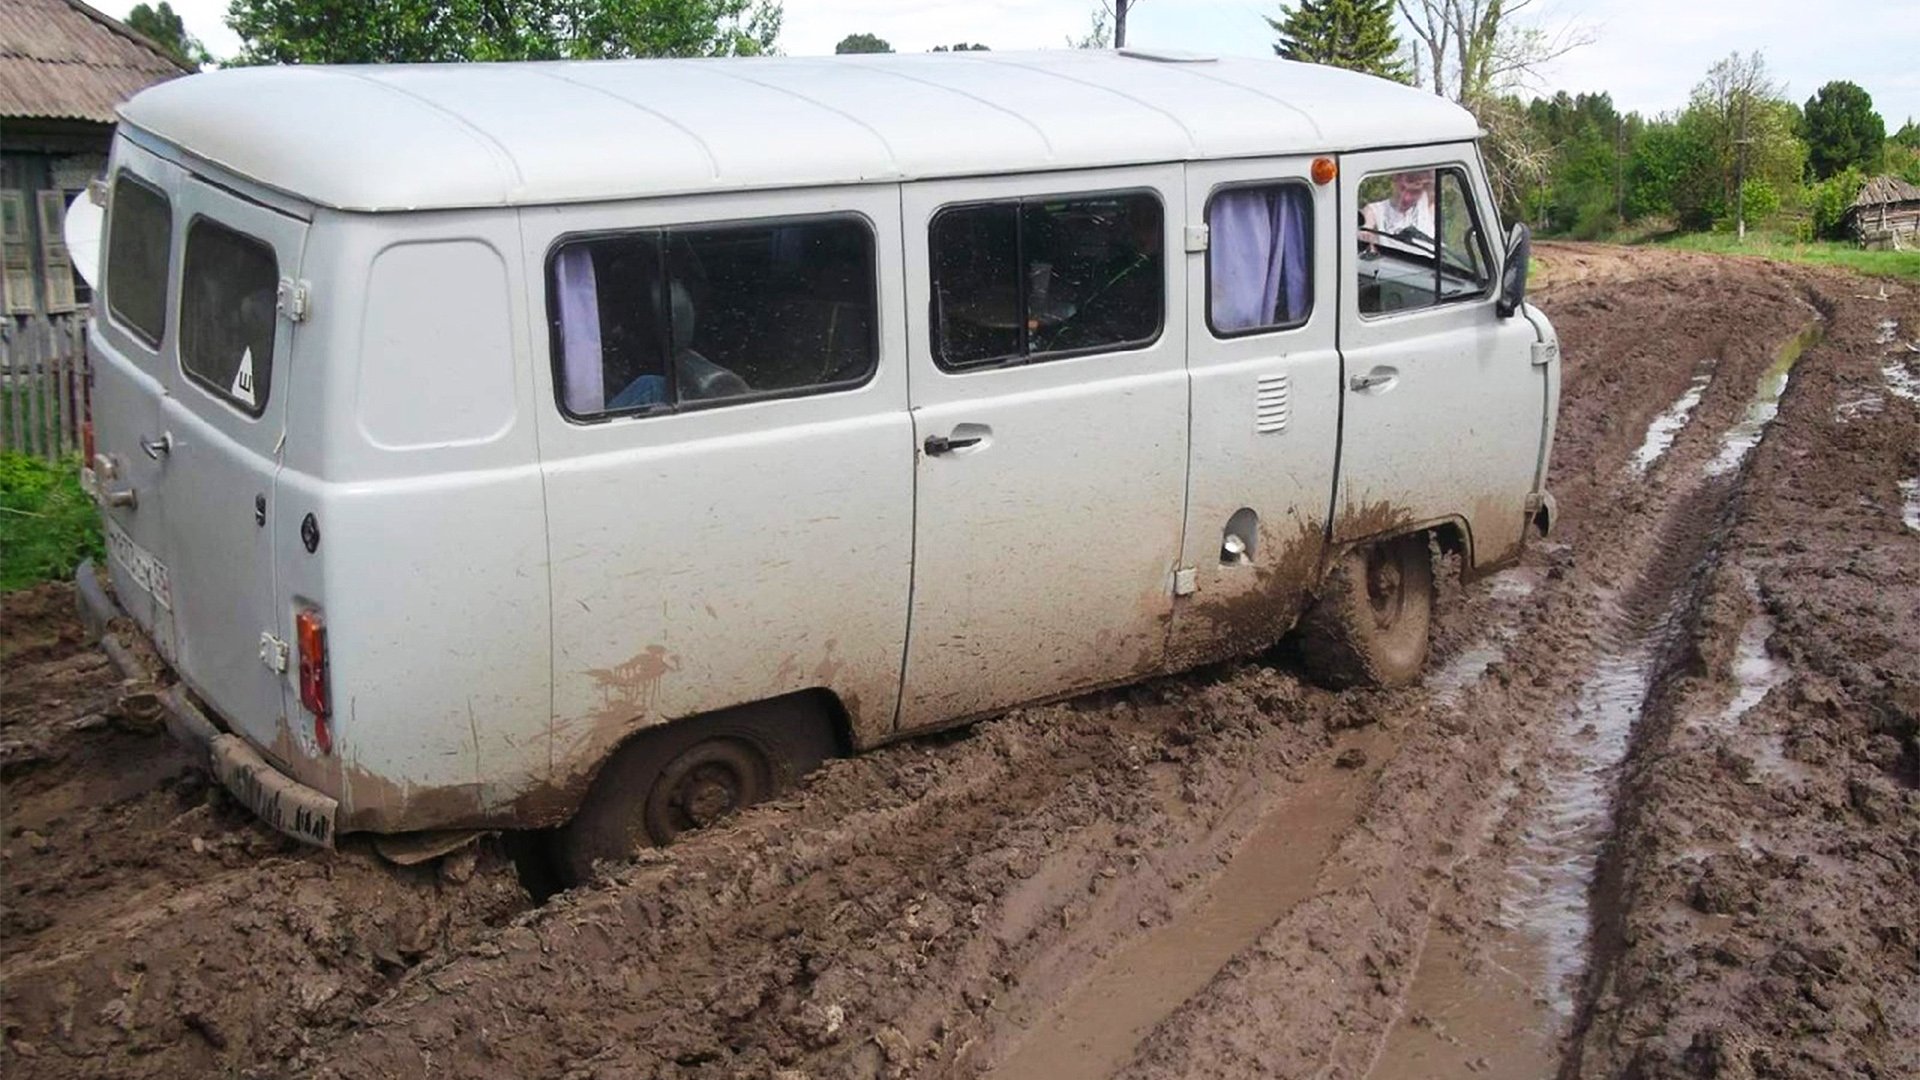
[1,315,90,461]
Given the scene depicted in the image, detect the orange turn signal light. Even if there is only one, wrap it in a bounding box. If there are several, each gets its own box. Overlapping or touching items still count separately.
[1311,157,1338,185]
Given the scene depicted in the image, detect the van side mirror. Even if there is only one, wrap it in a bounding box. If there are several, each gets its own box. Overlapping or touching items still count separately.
[1497,223,1531,319]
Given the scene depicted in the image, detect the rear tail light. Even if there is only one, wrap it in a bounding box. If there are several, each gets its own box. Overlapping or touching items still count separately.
[296,608,332,753]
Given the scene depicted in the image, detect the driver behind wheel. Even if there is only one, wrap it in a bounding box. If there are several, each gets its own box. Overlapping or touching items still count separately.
[1360,169,1436,254]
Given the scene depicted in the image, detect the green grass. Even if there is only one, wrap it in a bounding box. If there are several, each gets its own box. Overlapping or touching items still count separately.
[1,452,104,592]
[1649,230,1920,281]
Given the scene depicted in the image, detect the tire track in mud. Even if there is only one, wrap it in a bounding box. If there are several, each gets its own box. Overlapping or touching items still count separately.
[1109,253,1827,1080]
[1564,274,1920,1078]
[1361,277,1830,1080]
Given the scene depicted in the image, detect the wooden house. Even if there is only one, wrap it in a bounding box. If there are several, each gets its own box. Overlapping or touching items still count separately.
[1,0,187,455]
[1846,174,1920,250]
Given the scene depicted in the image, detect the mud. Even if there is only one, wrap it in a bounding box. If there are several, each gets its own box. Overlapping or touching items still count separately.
[3,243,1917,1080]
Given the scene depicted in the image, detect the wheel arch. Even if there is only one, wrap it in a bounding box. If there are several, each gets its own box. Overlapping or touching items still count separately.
[532,687,854,831]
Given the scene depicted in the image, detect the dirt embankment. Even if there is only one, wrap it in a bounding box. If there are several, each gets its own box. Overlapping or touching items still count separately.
[2,244,1916,1080]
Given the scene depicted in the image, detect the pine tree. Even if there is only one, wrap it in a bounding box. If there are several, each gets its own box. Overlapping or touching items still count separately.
[1268,0,1408,83]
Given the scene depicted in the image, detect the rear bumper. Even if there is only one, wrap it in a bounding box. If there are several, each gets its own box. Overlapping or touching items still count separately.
[75,559,338,849]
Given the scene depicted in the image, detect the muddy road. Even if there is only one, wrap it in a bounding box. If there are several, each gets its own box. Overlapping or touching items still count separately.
[4,245,1917,1079]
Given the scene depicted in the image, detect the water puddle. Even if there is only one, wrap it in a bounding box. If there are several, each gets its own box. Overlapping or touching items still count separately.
[1705,321,1822,477]
[1630,365,1713,475]
[1884,358,1920,403]
[1429,640,1509,704]
[1877,318,1920,404]
[1833,393,1884,422]
[989,728,1388,1080]
[1504,629,1662,1018]
[1901,478,1920,533]
[1711,578,1797,783]
[1372,587,1679,1080]
[1429,564,1543,705]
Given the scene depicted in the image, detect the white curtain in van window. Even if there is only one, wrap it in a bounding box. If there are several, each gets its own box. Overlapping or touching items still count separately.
[556,246,604,414]
[1209,187,1311,332]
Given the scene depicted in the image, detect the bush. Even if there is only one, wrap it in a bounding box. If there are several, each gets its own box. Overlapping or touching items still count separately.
[1808,167,1864,241]
[0,452,104,591]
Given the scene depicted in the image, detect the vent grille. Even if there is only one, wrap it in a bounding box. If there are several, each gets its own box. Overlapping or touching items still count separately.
[1255,373,1291,434]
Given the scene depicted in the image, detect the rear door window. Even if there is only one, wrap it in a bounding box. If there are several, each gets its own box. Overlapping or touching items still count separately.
[931,190,1163,369]
[180,217,278,415]
[106,174,172,345]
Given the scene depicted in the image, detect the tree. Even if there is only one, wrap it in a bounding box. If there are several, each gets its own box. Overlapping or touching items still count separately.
[1397,0,1592,108]
[127,1,210,68]
[930,43,990,52]
[1801,80,1885,179]
[1268,0,1407,82]
[225,0,782,65]
[1687,51,1802,236]
[1069,5,1111,49]
[833,32,890,54]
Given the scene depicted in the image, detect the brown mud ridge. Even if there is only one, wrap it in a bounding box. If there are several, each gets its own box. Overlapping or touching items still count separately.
[3,244,1916,1079]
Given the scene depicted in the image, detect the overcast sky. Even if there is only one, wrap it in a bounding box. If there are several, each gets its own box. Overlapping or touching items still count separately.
[109,0,1920,128]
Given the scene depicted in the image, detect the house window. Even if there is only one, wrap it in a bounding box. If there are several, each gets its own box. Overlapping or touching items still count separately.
[1206,182,1314,336]
[930,190,1163,370]
[1,191,34,316]
[105,174,172,344]
[548,215,877,421]
[180,217,278,416]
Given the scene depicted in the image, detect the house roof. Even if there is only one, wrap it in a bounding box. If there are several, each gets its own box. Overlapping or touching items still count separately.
[0,0,188,124]
[1850,174,1920,209]
[116,51,1483,212]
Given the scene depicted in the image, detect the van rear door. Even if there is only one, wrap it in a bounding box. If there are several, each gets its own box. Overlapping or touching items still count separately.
[92,149,183,661]
[156,176,307,756]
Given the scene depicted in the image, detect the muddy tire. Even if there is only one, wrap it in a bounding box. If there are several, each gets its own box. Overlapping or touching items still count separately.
[1296,534,1434,689]
[554,699,838,885]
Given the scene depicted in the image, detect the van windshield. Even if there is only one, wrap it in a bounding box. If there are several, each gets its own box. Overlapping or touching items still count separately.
[180,217,277,415]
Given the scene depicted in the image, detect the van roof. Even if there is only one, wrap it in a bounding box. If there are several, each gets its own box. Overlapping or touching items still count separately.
[118,51,1480,212]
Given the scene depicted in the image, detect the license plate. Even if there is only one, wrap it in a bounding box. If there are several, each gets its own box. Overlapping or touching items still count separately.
[105,518,172,610]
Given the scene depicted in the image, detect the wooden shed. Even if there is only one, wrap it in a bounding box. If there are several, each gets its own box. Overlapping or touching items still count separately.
[1845,174,1920,250]
[1,0,187,456]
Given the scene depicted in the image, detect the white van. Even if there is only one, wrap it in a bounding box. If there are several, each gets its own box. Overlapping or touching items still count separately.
[76,51,1558,876]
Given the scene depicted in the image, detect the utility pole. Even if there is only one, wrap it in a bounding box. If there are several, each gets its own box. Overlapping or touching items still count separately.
[1114,0,1134,49]
[1734,89,1751,242]
[1615,117,1625,224]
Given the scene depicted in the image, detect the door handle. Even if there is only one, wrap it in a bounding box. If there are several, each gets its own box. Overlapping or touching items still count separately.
[140,432,173,460]
[924,433,984,456]
[1348,369,1398,392]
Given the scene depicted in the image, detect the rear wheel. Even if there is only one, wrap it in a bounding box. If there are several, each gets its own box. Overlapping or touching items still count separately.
[1296,534,1434,689]
[554,700,836,885]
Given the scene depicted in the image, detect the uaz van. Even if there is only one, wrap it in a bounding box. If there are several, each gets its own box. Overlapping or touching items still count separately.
[76,50,1559,879]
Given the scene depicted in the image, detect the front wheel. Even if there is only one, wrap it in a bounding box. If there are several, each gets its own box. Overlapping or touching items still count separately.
[1296,534,1434,689]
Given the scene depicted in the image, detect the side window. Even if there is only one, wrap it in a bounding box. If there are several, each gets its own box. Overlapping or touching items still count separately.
[931,190,1163,370]
[180,217,278,415]
[549,215,877,421]
[1206,183,1314,335]
[1355,167,1491,316]
[105,174,171,345]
